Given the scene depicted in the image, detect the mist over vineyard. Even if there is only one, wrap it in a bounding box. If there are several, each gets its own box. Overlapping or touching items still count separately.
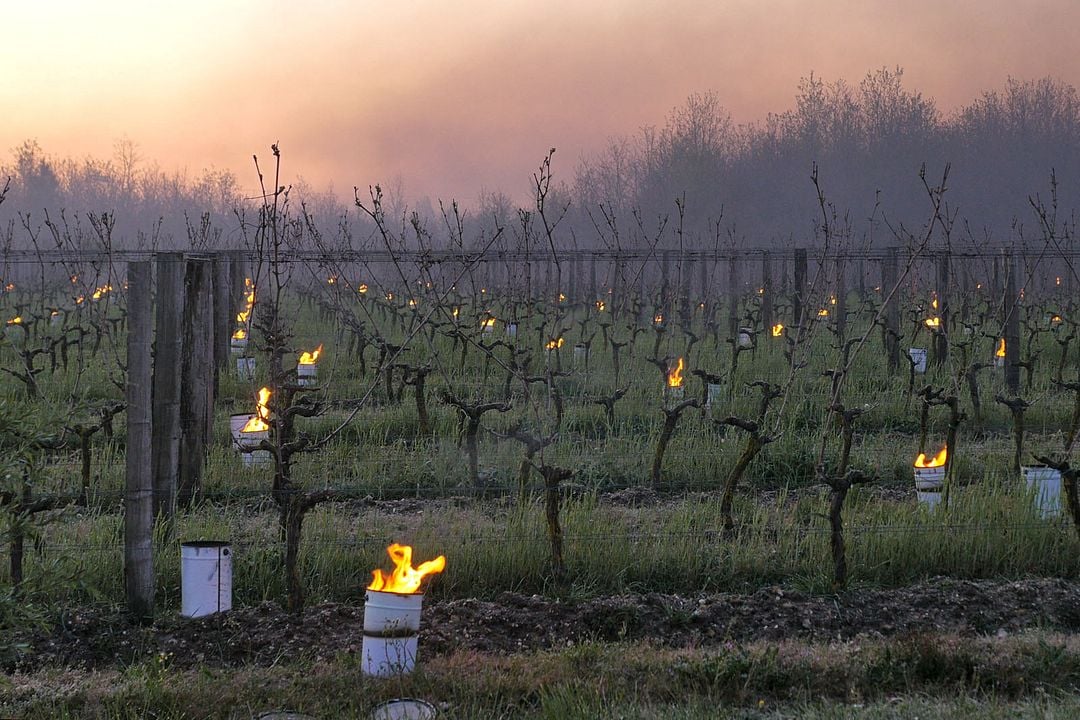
[3,69,1078,249]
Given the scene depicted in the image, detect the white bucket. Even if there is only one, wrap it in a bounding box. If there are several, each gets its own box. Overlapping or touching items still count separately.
[181,541,232,617]
[665,385,684,402]
[914,465,945,510]
[1023,465,1062,519]
[297,362,317,387]
[994,355,1005,368]
[573,344,587,365]
[908,347,928,374]
[738,328,753,347]
[50,311,64,327]
[236,356,256,379]
[706,383,722,408]
[230,337,248,355]
[370,699,438,720]
[231,415,271,467]
[505,322,517,338]
[362,589,424,677]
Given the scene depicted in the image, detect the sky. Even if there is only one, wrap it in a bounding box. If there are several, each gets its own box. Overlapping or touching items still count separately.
[2,0,1079,206]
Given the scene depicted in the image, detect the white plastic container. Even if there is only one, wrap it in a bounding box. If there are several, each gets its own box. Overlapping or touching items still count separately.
[573,344,587,365]
[1023,465,1062,519]
[231,415,271,467]
[297,362,316,386]
[908,348,928,374]
[181,541,232,617]
[738,328,753,347]
[362,589,424,677]
[230,336,248,355]
[665,385,684,402]
[505,322,517,338]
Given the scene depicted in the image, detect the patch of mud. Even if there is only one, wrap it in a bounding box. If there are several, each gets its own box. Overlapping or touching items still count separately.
[9,577,1080,672]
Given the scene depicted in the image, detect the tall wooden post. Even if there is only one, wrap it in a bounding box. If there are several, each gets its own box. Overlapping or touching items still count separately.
[212,253,232,390]
[760,252,773,334]
[125,260,155,620]
[1004,250,1021,394]
[178,257,214,507]
[793,248,807,337]
[934,253,950,365]
[152,252,184,521]
[834,256,847,342]
[883,247,900,372]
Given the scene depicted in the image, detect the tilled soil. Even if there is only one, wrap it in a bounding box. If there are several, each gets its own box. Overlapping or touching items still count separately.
[9,576,1080,672]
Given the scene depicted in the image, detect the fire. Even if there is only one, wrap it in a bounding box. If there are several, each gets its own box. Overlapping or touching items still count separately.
[1051,314,1063,325]
[6,316,22,325]
[328,276,337,285]
[232,328,247,341]
[817,308,829,317]
[408,298,417,308]
[240,387,271,433]
[558,293,566,302]
[358,283,369,294]
[829,295,837,305]
[386,292,394,301]
[481,317,496,330]
[298,344,323,365]
[995,338,1006,358]
[654,313,664,326]
[667,357,685,388]
[452,307,460,318]
[1057,277,1062,286]
[3,283,14,292]
[91,284,114,300]
[931,295,939,310]
[545,337,565,351]
[237,284,256,325]
[914,446,948,469]
[771,323,784,337]
[924,317,941,329]
[70,274,79,284]
[368,543,446,594]
[595,300,606,312]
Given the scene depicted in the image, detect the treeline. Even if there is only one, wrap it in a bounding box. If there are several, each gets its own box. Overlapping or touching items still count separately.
[2,68,1079,252]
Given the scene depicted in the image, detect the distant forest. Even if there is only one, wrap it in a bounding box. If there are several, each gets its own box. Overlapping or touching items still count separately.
[2,68,1078,251]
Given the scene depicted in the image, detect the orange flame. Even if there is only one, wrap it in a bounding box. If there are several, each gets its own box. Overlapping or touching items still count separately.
[931,294,939,310]
[995,338,1006,358]
[667,357,685,388]
[817,308,829,317]
[924,317,941,329]
[914,446,948,468]
[232,328,247,341]
[1051,315,1063,325]
[481,317,496,329]
[595,300,606,312]
[771,323,784,337]
[1056,277,1062,286]
[358,283,369,294]
[545,337,565,351]
[91,284,113,300]
[367,543,446,594]
[558,293,566,302]
[240,387,271,433]
[654,313,664,326]
[3,283,14,292]
[298,344,323,365]
[6,316,22,325]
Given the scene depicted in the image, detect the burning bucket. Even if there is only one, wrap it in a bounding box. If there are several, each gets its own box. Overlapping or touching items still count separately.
[362,544,446,677]
[181,541,232,617]
[1022,465,1062,519]
[230,329,249,355]
[908,348,928,374]
[913,447,947,510]
[297,363,316,386]
[362,590,424,677]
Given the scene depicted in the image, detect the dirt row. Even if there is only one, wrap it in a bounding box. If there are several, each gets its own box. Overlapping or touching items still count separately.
[9,576,1080,672]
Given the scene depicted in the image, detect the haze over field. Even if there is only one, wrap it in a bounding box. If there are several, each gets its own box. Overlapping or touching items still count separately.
[2,0,1080,244]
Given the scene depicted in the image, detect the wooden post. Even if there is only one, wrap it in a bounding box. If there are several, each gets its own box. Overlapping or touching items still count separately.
[760,252,773,334]
[178,257,214,507]
[1004,250,1021,394]
[793,248,807,337]
[151,252,184,521]
[883,247,900,372]
[727,255,739,339]
[212,254,232,389]
[934,252,950,365]
[125,260,155,620]
[834,256,847,342]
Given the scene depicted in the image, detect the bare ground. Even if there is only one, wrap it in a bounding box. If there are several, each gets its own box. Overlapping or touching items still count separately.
[8,576,1080,673]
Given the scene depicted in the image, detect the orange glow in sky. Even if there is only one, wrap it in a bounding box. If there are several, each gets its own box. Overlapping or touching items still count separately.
[2,0,1078,203]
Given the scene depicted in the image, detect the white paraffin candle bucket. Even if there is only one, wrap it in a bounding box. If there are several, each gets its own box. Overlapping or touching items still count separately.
[913,465,945,510]
[1023,465,1062,519]
[231,415,271,467]
[908,348,928,374]
[362,589,424,677]
[738,328,753,347]
[573,344,587,365]
[236,356,255,379]
[505,322,517,338]
[230,336,248,355]
[706,383,722,409]
[181,541,232,617]
[665,385,684,402]
[297,362,316,386]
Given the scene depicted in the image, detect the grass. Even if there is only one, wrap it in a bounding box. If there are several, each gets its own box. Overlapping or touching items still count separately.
[5,632,1080,718]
